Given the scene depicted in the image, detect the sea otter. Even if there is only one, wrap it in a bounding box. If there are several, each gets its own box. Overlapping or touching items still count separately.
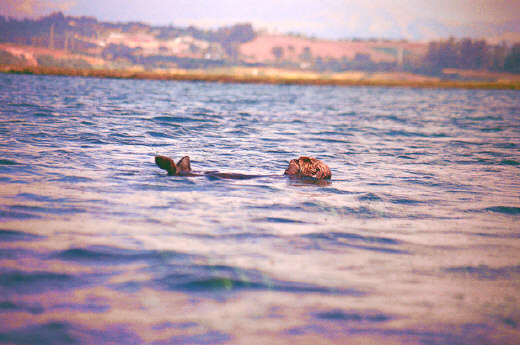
[155,155,331,180]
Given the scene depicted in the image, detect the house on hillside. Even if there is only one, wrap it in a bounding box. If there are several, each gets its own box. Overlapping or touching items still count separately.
[103,32,226,59]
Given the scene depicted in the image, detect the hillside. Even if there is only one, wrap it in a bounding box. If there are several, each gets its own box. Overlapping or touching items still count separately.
[240,35,427,69]
[0,12,425,72]
[1,12,519,79]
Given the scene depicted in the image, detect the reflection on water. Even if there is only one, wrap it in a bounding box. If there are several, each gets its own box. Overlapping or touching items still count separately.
[0,73,519,344]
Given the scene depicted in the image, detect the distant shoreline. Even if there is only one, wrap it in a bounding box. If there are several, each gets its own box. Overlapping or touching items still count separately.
[2,65,519,90]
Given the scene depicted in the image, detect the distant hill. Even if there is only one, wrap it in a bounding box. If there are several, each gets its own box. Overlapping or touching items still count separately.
[240,34,427,71]
[1,12,519,75]
[0,12,255,69]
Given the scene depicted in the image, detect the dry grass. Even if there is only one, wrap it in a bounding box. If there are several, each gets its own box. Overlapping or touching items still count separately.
[2,64,519,90]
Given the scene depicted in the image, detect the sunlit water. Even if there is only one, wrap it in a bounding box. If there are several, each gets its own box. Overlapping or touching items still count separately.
[0,73,519,344]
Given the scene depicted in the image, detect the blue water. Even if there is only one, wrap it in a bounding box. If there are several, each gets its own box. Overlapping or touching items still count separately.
[0,73,519,344]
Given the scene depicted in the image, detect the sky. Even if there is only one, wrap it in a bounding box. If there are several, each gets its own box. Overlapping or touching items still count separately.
[2,0,520,43]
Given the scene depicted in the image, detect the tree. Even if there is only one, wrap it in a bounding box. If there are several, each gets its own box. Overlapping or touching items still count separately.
[459,38,474,69]
[424,37,496,73]
[491,42,507,71]
[459,39,490,70]
[504,43,520,73]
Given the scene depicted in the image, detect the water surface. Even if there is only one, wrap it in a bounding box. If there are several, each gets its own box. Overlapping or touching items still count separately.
[1,73,519,344]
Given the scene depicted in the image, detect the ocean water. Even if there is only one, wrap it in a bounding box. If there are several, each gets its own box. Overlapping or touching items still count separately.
[0,73,519,344]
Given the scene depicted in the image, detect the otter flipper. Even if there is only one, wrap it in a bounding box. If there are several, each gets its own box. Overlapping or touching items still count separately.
[177,156,191,172]
[155,155,177,175]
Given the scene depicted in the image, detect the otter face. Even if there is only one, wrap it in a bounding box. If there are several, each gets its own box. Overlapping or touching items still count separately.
[284,156,331,180]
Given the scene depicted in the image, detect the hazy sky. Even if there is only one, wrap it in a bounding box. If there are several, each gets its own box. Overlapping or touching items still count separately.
[2,0,520,42]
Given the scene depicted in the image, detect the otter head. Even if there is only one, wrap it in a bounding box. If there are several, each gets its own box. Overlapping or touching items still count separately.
[284,156,331,180]
[155,155,191,175]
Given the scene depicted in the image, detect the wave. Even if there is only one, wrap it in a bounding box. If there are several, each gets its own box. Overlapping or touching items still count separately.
[384,130,448,138]
[0,159,19,165]
[302,232,406,254]
[0,209,42,220]
[146,131,170,138]
[357,193,382,201]
[0,300,44,315]
[14,193,71,203]
[0,321,144,345]
[444,265,520,280]
[7,204,85,216]
[152,263,363,297]
[151,116,206,123]
[255,217,307,224]
[313,309,392,323]
[0,229,45,242]
[484,206,520,215]
[51,175,94,184]
[0,270,77,294]
[499,159,520,166]
[52,246,193,265]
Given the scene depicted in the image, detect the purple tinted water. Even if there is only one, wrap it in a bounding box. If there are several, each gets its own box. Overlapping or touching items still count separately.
[0,73,519,344]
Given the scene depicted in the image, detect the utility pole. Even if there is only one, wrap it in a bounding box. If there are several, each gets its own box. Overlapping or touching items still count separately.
[397,47,404,70]
[49,23,55,50]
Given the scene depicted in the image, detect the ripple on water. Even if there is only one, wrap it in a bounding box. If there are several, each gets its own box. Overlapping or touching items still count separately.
[151,263,363,298]
[357,193,382,201]
[78,133,109,145]
[255,217,308,224]
[0,322,144,345]
[51,175,94,184]
[46,245,359,299]
[0,159,20,165]
[444,265,520,280]
[14,193,72,203]
[299,202,394,219]
[388,197,424,205]
[302,232,407,254]
[313,309,393,323]
[10,204,85,215]
[0,209,42,220]
[0,270,89,295]
[0,300,44,315]
[0,229,46,242]
[146,131,171,138]
[499,159,520,166]
[0,248,39,260]
[51,246,194,266]
[151,115,207,124]
[484,206,520,215]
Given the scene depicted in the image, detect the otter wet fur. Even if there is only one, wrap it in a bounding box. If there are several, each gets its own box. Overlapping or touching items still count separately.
[155,155,331,180]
